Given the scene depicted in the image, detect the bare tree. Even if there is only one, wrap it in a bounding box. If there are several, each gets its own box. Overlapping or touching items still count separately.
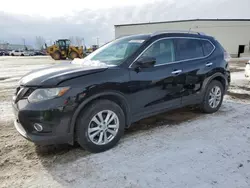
[69,36,76,46]
[69,36,84,47]
[35,36,46,50]
[0,41,9,50]
[75,37,83,47]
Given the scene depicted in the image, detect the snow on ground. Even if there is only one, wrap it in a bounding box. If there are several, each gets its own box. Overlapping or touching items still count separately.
[2,101,250,188]
[0,57,250,188]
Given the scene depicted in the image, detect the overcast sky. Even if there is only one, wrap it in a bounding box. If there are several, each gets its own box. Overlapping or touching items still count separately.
[0,0,160,17]
[0,0,249,48]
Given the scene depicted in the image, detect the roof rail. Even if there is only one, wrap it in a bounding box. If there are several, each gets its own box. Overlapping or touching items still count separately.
[116,33,151,39]
[152,30,205,36]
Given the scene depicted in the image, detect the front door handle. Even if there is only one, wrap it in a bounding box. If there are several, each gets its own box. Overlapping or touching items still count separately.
[171,70,182,75]
[206,62,213,67]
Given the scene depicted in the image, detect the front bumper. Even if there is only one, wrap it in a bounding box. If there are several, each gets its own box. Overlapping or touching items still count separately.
[14,119,72,145]
[12,98,73,145]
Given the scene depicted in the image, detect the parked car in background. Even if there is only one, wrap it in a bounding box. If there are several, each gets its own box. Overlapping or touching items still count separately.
[34,51,46,56]
[26,51,35,56]
[0,51,10,56]
[245,60,250,79]
[10,50,24,56]
[12,31,230,153]
[4,51,10,56]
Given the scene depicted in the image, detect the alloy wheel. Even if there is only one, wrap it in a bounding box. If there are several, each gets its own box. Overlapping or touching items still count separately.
[88,110,119,145]
[208,86,222,108]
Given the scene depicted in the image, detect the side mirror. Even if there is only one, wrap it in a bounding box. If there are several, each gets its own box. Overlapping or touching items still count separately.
[135,56,156,68]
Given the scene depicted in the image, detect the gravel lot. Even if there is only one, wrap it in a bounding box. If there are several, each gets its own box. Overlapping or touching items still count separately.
[0,57,250,188]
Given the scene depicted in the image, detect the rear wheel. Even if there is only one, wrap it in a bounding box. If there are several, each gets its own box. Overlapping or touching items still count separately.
[52,51,61,60]
[200,80,224,113]
[76,100,125,153]
[69,51,78,60]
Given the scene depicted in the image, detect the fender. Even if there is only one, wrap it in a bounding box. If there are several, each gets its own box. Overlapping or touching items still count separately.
[69,91,131,136]
[201,72,228,94]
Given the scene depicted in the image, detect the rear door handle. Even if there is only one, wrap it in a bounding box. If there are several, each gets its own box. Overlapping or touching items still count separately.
[206,62,213,67]
[171,70,182,75]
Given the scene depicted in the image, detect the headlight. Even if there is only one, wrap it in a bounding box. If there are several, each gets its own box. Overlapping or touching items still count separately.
[28,87,70,103]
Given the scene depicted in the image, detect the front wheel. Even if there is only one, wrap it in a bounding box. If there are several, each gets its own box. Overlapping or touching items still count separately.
[76,100,125,153]
[69,51,78,60]
[52,51,61,60]
[200,80,224,113]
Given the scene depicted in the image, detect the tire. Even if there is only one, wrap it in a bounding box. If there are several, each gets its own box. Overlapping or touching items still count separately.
[21,54,24,56]
[11,53,14,56]
[52,51,61,60]
[200,80,224,113]
[69,51,78,60]
[76,99,125,153]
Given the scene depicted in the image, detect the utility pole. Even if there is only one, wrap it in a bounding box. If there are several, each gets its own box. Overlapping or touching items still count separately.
[96,37,99,47]
[82,38,84,46]
[22,38,26,50]
[81,38,86,50]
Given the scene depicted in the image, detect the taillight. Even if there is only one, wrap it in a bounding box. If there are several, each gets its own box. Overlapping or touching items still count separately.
[224,51,231,62]
[224,51,231,71]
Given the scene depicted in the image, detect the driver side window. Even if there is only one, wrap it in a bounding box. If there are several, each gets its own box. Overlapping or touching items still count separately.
[141,39,175,65]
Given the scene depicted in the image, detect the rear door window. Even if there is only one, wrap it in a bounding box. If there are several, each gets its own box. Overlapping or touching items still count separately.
[175,38,203,61]
[201,40,214,56]
[141,39,175,65]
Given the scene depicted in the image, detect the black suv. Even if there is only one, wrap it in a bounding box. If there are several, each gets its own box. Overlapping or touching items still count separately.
[12,31,230,152]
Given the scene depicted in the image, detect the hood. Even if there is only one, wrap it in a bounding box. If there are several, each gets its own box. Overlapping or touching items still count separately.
[19,60,108,86]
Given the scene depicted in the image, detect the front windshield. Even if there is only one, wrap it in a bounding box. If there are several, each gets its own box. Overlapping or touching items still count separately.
[85,35,149,65]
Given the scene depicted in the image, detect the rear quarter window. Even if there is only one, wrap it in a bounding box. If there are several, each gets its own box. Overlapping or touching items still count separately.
[201,40,215,56]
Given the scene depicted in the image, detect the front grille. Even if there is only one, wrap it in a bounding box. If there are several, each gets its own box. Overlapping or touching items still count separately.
[14,87,35,103]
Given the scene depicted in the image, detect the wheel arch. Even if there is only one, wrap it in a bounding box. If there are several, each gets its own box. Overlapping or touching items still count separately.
[212,76,226,90]
[69,91,131,138]
[202,72,228,94]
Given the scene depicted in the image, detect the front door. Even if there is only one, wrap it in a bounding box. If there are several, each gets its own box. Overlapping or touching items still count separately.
[128,38,185,121]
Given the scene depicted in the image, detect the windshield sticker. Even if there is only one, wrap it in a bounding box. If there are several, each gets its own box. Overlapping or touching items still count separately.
[129,40,145,43]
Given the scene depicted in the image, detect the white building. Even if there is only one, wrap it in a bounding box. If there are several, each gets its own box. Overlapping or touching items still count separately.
[115,19,250,57]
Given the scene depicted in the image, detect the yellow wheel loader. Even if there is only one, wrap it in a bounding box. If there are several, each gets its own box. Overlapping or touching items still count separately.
[46,39,85,60]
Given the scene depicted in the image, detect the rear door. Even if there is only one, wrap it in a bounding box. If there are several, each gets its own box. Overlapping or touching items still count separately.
[174,38,216,105]
[128,38,185,120]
